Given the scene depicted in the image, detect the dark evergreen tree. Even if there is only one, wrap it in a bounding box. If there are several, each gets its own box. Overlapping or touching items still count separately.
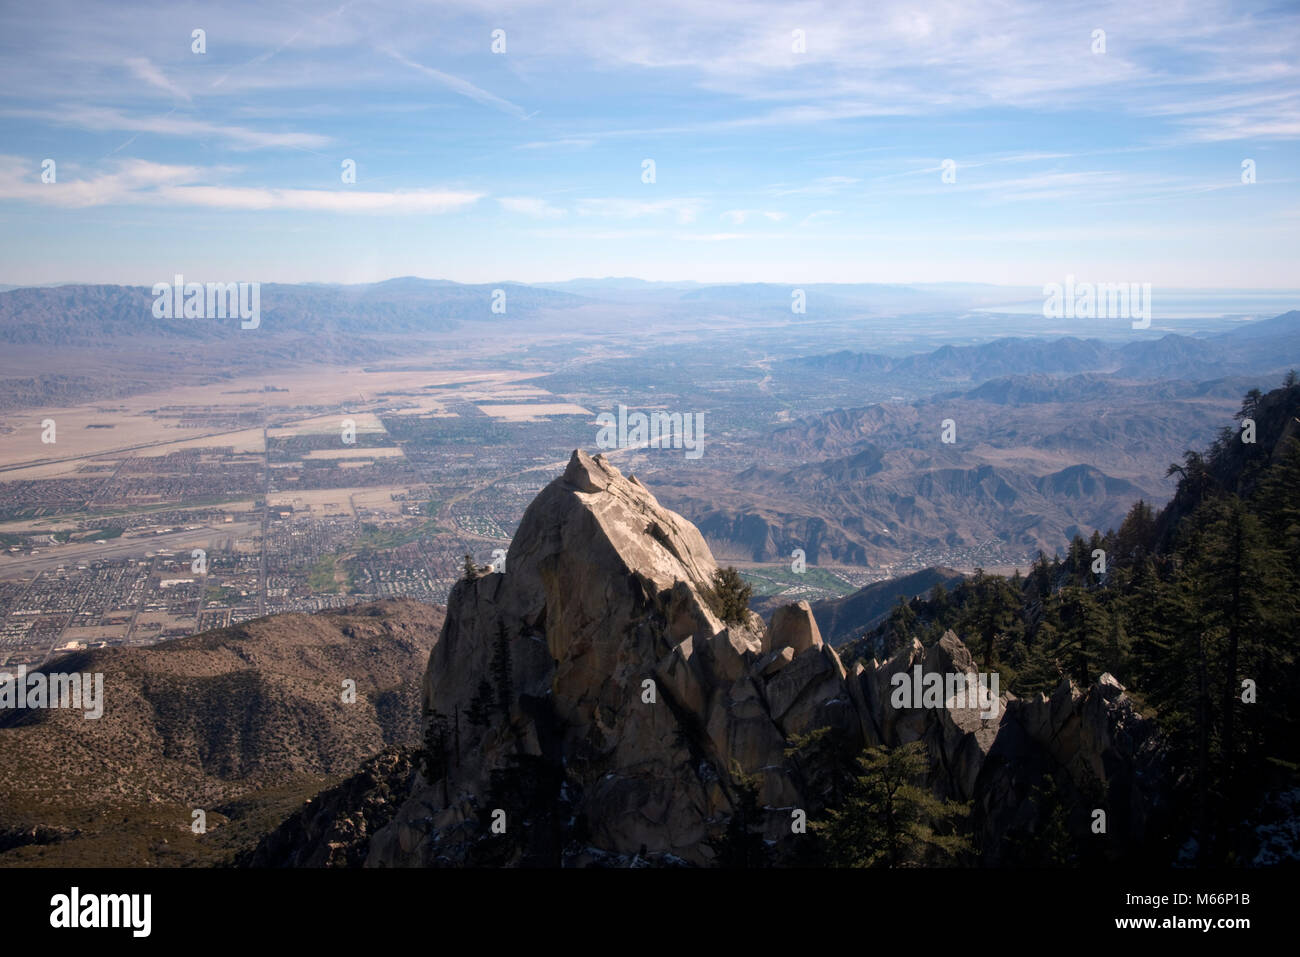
[709,566,753,624]
[1001,774,1075,866]
[465,677,494,728]
[422,708,452,805]
[1115,499,1156,567]
[491,621,513,715]
[706,767,771,868]
[814,742,970,867]
[785,725,862,811]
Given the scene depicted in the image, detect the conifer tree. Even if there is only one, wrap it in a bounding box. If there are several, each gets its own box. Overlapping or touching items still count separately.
[491,621,513,715]
[707,767,771,868]
[1115,499,1156,567]
[465,677,494,728]
[1053,586,1108,686]
[814,742,970,868]
[422,708,452,805]
[709,566,753,624]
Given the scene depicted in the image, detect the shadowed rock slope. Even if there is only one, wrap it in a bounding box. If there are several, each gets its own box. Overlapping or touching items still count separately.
[0,598,441,866]
[809,566,965,645]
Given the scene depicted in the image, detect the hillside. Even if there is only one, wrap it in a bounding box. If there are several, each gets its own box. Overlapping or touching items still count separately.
[0,598,442,866]
[664,390,1205,566]
[840,372,1300,865]
[809,567,965,645]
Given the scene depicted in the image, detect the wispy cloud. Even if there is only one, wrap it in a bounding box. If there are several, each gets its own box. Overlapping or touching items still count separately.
[382,48,531,119]
[157,184,483,213]
[498,196,566,218]
[124,57,191,102]
[0,156,481,213]
[7,105,331,150]
[765,176,860,197]
[799,209,840,227]
[576,197,704,224]
[721,209,785,224]
[0,0,1295,285]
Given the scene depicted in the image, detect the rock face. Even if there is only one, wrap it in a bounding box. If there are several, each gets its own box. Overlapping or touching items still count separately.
[241,747,419,868]
[367,451,860,866]
[365,451,1163,867]
[854,635,1166,863]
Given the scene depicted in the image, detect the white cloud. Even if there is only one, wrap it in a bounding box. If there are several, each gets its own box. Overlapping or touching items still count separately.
[0,155,209,207]
[721,209,786,224]
[124,57,190,102]
[157,185,483,213]
[0,156,481,213]
[498,196,566,218]
[382,48,531,119]
[799,209,840,227]
[766,176,861,197]
[576,197,703,224]
[8,106,331,150]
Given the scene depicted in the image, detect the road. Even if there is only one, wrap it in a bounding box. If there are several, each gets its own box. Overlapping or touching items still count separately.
[0,525,252,579]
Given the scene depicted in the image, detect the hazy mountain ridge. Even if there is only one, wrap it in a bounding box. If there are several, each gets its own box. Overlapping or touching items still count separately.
[781,311,1300,386]
[658,382,1231,566]
[0,280,589,347]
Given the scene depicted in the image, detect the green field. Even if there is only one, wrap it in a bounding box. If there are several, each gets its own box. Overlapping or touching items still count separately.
[739,563,855,601]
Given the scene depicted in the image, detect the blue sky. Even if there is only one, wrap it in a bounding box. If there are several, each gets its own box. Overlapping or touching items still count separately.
[1,0,1297,286]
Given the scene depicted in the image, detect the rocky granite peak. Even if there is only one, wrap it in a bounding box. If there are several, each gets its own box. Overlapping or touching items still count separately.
[356,451,1163,867]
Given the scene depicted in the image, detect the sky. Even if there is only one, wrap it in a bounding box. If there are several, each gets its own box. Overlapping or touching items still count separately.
[0,0,1298,287]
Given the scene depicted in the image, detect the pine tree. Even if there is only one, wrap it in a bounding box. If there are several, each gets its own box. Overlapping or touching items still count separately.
[885,595,917,655]
[1101,604,1130,680]
[1180,494,1289,860]
[1053,586,1108,686]
[709,566,753,624]
[465,678,494,728]
[1019,618,1064,696]
[930,581,951,615]
[785,725,862,810]
[706,767,771,868]
[814,742,970,867]
[1003,774,1075,866]
[958,571,1020,672]
[476,754,568,867]
[1256,437,1300,564]
[1066,535,1091,587]
[491,620,513,715]
[422,708,452,805]
[1115,499,1156,567]
[1031,550,1053,599]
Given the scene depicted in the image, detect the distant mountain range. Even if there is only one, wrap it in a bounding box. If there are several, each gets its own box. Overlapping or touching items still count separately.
[0,279,589,348]
[659,361,1252,567]
[2,279,1293,358]
[780,311,1300,385]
